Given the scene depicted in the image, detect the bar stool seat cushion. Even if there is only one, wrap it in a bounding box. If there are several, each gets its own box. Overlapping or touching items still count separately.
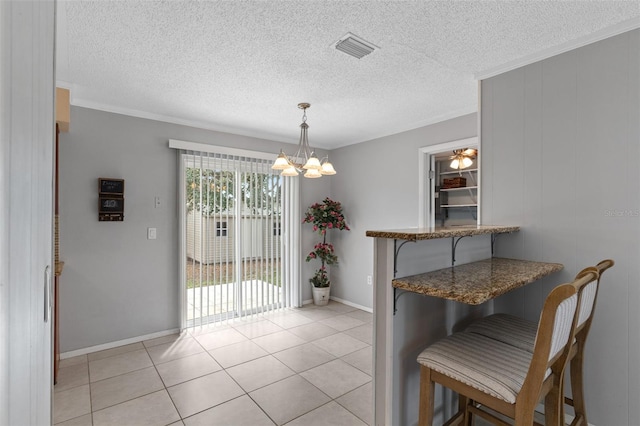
[465,313,537,353]
[417,332,546,404]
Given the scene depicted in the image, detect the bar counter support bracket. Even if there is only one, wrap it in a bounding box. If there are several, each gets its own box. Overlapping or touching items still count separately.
[393,289,409,315]
[451,235,471,266]
[389,230,509,315]
[393,239,414,278]
[393,239,414,315]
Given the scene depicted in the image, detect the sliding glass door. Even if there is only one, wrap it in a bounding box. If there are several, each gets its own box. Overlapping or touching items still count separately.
[181,151,284,327]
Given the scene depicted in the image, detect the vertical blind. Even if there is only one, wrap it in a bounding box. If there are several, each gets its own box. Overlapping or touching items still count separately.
[171,140,300,331]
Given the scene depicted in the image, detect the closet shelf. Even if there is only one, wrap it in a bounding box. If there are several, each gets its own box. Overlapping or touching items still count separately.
[440,186,478,192]
[439,168,477,176]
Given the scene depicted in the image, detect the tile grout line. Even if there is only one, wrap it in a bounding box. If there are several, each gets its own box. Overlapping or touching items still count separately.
[332,381,373,425]
[190,308,370,424]
[87,358,94,425]
[59,305,372,425]
[144,341,183,424]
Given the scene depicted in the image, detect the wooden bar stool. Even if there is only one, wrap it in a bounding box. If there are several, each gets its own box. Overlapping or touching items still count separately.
[466,260,613,426]
[416,270,599,426]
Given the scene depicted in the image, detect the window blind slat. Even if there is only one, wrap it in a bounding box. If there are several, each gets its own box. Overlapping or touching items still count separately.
[179,147,292,331]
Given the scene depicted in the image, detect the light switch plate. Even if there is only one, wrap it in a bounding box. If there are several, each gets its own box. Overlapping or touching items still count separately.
[147,227,157,240]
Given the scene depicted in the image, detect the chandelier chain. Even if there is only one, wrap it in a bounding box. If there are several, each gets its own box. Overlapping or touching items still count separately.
[271,102,336,178]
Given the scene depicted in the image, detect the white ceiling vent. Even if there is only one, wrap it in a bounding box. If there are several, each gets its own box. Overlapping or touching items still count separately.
[334,32,378,59]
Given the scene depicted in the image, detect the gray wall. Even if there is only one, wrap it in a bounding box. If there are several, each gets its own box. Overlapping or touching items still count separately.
[481,29,639,425]
[59,107,328,352]
[327,113,488,426]
[328,113,477,308]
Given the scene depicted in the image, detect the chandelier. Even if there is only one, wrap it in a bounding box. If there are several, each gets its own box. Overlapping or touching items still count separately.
[449,148,477,170]
[271,103,336,178]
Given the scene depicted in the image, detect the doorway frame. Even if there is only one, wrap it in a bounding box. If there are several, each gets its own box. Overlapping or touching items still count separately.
[418,136,480,228]
[1,1,56,423]
[172,139,297,329]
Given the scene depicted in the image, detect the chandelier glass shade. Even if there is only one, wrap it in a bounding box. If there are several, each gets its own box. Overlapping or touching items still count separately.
[449,148,477,170]
[271,103,336,178]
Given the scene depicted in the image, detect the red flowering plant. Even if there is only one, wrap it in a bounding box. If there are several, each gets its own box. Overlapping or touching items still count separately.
[303,198,350,288]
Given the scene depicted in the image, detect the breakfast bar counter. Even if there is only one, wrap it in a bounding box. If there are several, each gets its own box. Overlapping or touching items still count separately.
[392,257,563,305]
[365,224,520,241]
[367,225,563,425]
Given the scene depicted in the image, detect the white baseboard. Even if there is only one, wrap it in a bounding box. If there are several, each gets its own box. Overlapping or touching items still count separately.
[329,296,373,313]
[301,296,372,313]
[60,328,180,359]
[62,296,371,359]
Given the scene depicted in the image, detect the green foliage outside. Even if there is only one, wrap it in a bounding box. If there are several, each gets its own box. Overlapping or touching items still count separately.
[185,166,283,289]
[186,167,281,216]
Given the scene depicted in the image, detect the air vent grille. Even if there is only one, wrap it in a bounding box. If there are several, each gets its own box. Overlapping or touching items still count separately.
[335,33,378,59]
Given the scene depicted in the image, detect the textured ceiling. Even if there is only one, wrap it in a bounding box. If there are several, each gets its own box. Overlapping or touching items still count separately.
[56,1,640,149]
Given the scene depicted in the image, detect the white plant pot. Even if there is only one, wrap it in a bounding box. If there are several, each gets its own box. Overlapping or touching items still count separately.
[312,285,331,306]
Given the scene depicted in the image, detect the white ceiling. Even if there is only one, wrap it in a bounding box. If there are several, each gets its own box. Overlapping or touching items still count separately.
[56,1,640,150]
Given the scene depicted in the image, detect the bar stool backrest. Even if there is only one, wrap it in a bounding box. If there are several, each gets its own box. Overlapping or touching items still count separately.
[521,270,599,403]
[548,292,579,362]
[576,260,614,335]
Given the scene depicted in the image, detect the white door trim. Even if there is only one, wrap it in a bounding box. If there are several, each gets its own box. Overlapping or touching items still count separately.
[418,137,479,228]
[0,1,56,424]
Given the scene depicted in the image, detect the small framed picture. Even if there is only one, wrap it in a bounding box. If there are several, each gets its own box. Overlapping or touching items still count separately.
[99,195,124,214]
[99,178,124,195]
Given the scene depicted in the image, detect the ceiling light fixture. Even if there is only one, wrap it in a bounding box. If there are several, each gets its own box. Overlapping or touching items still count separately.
[272,103,336,178]
[449,148,477,170]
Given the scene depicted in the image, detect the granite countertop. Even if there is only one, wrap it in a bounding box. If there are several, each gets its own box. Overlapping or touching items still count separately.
[365,225,520,241]
[392,257,563,305]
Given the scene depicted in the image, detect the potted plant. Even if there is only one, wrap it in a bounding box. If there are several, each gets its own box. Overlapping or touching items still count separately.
[303,197,350,305]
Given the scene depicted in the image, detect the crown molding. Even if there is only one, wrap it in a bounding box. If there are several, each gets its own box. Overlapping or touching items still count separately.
[59,91,294,145]
[327,106,478,150]
[475,17,640,80]
[57,82,478,150]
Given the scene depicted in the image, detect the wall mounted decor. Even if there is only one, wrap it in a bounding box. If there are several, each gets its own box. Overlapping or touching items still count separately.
[98,178,124,221]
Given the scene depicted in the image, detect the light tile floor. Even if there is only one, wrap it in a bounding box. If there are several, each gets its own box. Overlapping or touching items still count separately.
[54,301,373,426]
